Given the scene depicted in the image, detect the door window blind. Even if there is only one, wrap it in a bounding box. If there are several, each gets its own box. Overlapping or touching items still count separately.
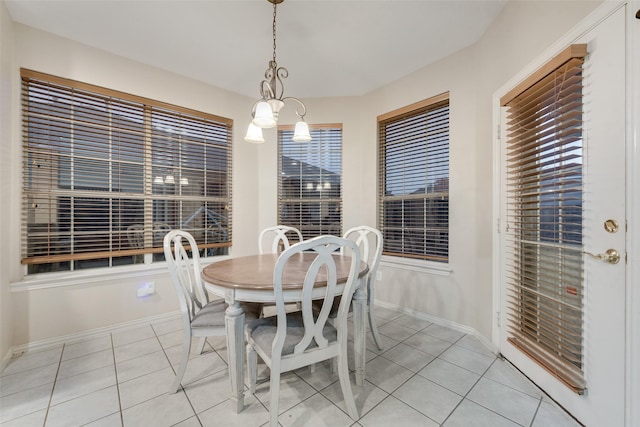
[378,93,449,262]
[278,124,342,240]
[501,44,587,393]
[21,69,233,274]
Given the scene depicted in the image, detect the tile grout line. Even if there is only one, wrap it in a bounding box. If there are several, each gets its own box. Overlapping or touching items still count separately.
[42,343,65,427]
[443,355,542,427]
[438,356,500,426]
[394,332,469,426]
[499,357,586,427]
[109,333,125,427]
[2,315,581,427]
[382,328,537,427]
[351,320,443,423]
[528,396,544,427]
[366,329,461,426]
[151,323,203,426]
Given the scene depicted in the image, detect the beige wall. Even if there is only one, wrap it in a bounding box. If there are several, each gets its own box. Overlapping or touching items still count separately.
[360,0,602,339]
[3,0,602,352]
[1,0,15,363]
[8,23,264,347]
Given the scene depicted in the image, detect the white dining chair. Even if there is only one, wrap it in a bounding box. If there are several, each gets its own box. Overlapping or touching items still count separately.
[258,225,303,254]
[163,229,260,393]
[258,225,305,313]
[345,226,385,350]
[314,225,385,351]
[245,235,361,426]
[127,223,144,263]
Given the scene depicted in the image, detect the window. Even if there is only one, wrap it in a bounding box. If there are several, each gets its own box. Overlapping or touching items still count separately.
[21,69,233,274]
[501,45,587,393]
[278,124,342,240]
[378,93,450,262]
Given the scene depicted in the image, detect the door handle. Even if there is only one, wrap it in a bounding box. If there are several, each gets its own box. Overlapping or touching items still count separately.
[584,248,620,264]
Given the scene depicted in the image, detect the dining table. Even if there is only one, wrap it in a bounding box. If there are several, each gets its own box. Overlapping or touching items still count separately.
[201,252,369,413]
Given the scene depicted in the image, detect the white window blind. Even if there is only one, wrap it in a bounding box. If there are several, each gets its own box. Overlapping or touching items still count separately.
[278,124,342,240]
[501,44,587,393]
[21,69,232,274]
[378,93,449,262]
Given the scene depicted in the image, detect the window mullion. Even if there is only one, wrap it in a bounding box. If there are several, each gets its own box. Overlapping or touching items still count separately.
[22,70,233,273]
[377,93,450,262]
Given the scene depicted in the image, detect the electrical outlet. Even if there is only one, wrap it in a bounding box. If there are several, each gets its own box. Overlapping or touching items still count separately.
[137,282,156,297]
[376,271,382,281]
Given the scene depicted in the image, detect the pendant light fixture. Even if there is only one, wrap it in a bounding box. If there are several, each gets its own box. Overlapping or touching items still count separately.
[244,0,311,144]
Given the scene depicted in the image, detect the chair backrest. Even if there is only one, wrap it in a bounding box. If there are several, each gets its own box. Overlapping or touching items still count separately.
[258,225,303,254]
[342,226,383,286]
[153,222,171,241]
[163,230,209,324]
[127,224,145,248]
[271,235,361,359]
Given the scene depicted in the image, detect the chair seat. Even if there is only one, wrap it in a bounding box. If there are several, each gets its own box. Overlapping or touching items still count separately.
[192,300,263,328]
[246,312,337,357]
[191,300,227,328]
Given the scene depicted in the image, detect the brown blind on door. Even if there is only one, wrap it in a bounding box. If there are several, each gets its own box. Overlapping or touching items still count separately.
[502,45,587,393]
[377,93,449,262]
[21,69,233,271]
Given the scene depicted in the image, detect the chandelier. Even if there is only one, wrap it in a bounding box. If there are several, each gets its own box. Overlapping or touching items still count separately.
[244,0,311,144]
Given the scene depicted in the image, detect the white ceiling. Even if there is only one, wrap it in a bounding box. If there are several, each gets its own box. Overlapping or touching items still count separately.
[5,0,507,99]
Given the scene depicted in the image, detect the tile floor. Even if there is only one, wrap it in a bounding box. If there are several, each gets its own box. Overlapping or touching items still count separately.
[0,306,582,427]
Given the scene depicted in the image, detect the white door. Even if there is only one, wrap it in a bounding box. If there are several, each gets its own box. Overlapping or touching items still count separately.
[498,5,627,426]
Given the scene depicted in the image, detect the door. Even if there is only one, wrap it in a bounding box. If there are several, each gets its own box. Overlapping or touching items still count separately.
[498,5,626,426]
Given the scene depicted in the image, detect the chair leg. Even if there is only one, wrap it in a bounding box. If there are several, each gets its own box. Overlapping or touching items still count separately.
[330,357,337,374]
[368,303,385,351]
[367,282,384,351]
[170,331,192,393]
[336,353,359,420]
[327,316,338,374]
[268,367,281,427]
[247,343,257,394]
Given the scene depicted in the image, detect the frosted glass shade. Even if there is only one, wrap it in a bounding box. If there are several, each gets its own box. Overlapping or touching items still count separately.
[292,120,312,142]
[252,101,276,128]
[244,123,265,144]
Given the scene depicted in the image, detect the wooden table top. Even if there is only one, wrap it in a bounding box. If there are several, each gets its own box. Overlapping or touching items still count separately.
[202,253,368,291]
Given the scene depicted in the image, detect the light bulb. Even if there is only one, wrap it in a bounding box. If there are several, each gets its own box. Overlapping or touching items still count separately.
[292,120,312,142]
[252,101,276,128]
[244,123,265,143]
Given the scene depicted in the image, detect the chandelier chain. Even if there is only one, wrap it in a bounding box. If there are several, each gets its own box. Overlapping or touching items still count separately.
[272,1,277,64]
[244,0,311,143]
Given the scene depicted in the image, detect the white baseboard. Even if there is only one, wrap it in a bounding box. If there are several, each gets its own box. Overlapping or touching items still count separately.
[2,303,495,373]
[2,310,181,370]
[374,300,495,355]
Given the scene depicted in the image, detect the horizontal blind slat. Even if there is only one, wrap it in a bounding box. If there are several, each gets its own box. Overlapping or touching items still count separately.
[22,70,233,272]
[502,47,586,392]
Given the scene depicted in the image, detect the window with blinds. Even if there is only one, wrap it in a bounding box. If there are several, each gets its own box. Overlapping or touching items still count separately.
[378,93,449,262]
[501,44,587,393]
[278,124,342,240]
[21,69,233,274]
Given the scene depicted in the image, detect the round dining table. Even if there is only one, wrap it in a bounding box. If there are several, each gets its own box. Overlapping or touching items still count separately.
[202,252,369,413]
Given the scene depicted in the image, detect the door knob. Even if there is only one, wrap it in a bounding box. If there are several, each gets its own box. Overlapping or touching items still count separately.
[584,248,621,264]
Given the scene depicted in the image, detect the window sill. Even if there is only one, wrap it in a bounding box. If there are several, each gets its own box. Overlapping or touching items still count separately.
[10,256,227,292]
[380,255,452,277]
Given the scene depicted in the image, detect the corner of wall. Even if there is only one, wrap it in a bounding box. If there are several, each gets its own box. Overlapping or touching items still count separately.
[0,0,15,367]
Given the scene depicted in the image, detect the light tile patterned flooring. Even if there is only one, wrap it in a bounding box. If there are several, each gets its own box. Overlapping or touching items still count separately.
[0,306,582,426]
